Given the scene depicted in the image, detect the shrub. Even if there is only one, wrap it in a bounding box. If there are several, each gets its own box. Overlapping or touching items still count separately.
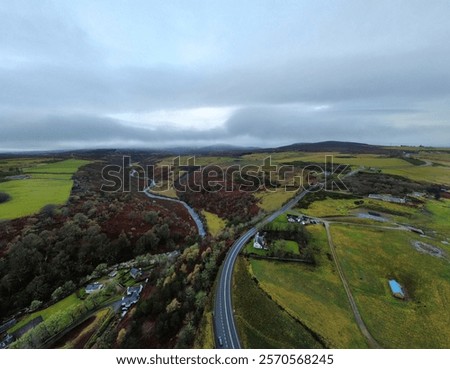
[41,204,57,218]
[29,300,43,311]
[0,191,11,204]
[144,211,159,224]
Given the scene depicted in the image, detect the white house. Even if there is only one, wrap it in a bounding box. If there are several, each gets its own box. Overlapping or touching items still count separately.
[85,282,103,294]
[253,232,267,249]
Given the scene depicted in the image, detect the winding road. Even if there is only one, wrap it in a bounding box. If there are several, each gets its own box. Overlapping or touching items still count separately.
[213,187,315,349]
[131,169,206,237]
[143,188,206,238]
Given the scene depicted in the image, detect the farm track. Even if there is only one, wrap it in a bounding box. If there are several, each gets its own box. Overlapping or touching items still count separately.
[323,221,382,348]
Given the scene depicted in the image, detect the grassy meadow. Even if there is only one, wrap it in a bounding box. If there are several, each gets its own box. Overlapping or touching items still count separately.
[0,159,90,220]
[331,224,450,348]
[9,293,81,334]
[201,210,226,237]
[243,239,300,256]
[298,197,419,219]
[255,188,297,212]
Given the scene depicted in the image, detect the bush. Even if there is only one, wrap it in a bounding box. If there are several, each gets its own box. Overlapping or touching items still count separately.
[0,191,11,204]
[144,211,159,224]
[29,300,43,311]
[41,204,57,218]
[73,213,89,225]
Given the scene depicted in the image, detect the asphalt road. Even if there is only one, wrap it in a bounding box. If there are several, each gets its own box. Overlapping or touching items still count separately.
[213,187,315,349]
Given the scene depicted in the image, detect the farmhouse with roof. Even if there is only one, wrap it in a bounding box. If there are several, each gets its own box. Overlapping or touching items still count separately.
[130,267,142,280]
[122,284,144,311]
[253,232,267,250]
[85,282,103,294]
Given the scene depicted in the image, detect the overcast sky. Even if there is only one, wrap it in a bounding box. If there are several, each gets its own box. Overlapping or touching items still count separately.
[1,0,450,151]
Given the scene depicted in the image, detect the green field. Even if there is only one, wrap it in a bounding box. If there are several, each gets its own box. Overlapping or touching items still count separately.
[243,239,299,256]
[24,159,90,178]
[0,159,90,220]
[201,210,226,237]
[421,199,450,237]
[265,213,295,231]
[246,224,368,348]
[255,188,296,212]
[331,224,450,348]
[0,158,53,172]
[9,293,81,334]
[384,165,450,185]
[299,197,419,220]
[233,257,324,349]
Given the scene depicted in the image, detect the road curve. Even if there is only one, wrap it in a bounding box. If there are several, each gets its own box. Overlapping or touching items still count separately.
[143,188,206,237]
[132,170,206,237]
[213,187,315,349]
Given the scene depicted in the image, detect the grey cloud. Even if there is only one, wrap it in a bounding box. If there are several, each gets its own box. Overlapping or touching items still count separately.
[1,104,449,151]
[2,46,450,117]
[0,114,226,150]
[223,105,450,147]
[1,1,450,150]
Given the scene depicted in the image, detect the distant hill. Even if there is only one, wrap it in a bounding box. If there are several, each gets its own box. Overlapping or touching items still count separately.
[274,141,386,153]
[0,141,397,159]
[155,144,261,156]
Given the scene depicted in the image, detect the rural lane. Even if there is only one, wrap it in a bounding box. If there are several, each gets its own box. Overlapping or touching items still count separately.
[143,188,206,238]
[131,170,206,237]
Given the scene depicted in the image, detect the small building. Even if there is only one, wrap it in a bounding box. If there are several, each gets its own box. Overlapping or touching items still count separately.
[368,194,406,204]
[287,214,301,223]
[287,214,317,225]
[108,270,118,278]
[126,285,143,296]
[121,292,140,309]
[85,282,103,294]
[166,250,180,262]
[121,295,139,309]
[130,268,142,280]
[0,334,14,349]
[253,232,267,249]
[388,279,405,299]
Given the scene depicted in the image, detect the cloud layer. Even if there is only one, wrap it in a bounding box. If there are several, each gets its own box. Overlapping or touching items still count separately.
[1,0,450,150]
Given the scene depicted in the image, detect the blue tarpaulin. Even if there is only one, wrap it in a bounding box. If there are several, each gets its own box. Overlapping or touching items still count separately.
[388,279,405,298]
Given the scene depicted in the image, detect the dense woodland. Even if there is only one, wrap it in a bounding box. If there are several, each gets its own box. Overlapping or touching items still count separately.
[0,163,198,321]
[115,240,228,348]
